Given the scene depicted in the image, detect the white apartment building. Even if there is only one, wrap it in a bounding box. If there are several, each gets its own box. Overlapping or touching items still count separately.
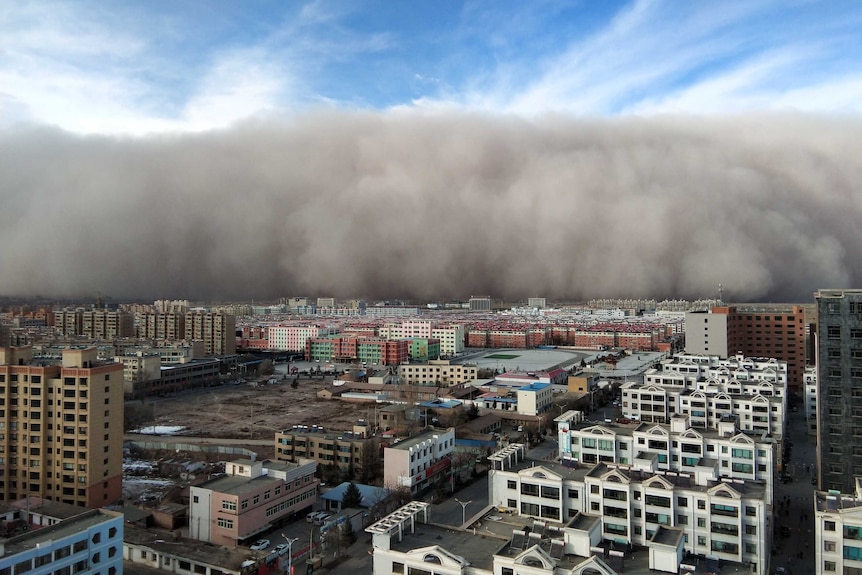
[517,382,554,416]
[380,321,465,357]
[804,365,817,435]
[488,444,771,573]
[557,415,776,504]
[383,427,455,494]
[647,354,788,388]
[815,477,862,574]
[621,383,785,439]
[397,359,477,386]
[366,502,621,575]
[267,325,333,352]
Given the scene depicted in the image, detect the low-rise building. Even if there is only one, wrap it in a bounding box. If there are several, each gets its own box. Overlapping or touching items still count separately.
[383,428,455,495]
[397,359,477,386]
[189,458,318,547]
[274,424,378,479]
[0,508,123,575]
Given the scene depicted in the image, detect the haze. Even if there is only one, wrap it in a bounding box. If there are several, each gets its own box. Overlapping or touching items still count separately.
[1,112,860,302]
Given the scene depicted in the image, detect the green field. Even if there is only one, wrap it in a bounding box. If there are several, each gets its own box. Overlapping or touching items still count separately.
[484,354,520,360]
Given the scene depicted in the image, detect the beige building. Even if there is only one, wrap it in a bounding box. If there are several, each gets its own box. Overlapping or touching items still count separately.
[135,312,186,340]
[54,309,134,339]
[274,423,379,479]
[397,359,477,386]
[0,346,124,508]
[114,350,162,383]
[185,312,236,356]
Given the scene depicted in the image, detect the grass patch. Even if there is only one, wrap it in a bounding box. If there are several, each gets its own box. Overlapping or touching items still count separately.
[485,354,520,360]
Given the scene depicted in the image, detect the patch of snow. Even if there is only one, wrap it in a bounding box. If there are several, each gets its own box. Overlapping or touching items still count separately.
[129,425,186,435]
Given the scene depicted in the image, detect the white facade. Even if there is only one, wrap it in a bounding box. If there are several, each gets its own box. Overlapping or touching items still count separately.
[379,321,465,357]
[488,449,771,573]
[621,383,785,439]
[0,509,123,575]
[516,383,554,416]
[684,310,730,357]
[815,478,862,574]
[383,428,455,494]
[267,325,332,352]
[557,416,776,505]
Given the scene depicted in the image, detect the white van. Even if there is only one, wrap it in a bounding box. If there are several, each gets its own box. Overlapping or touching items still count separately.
[314,512,331,525]
[307,511,327,523]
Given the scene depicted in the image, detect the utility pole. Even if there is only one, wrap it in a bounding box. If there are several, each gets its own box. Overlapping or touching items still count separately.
[281,534,298,575]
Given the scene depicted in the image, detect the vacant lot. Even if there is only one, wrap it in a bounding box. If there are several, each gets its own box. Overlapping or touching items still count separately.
[130,378,367,442]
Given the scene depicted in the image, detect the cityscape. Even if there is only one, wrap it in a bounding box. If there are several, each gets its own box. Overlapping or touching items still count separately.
[0,291,861,575]
[3,2,862,575]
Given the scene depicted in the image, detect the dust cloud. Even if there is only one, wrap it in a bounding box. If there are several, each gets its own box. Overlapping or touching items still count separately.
[1,112,859,302]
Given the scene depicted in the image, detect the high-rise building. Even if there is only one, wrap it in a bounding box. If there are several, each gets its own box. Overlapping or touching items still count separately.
[685,305,807,392]
[53,308,134,339]
[0,346,124,507]
[468,296,492,312]
[815,289,862,492]
[135,312,186,340]
[185,312,236,356]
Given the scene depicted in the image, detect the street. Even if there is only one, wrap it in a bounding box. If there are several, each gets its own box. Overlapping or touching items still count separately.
[771,404,817,575]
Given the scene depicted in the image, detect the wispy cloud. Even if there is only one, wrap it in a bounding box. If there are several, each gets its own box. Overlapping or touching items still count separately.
[1,0,861,135]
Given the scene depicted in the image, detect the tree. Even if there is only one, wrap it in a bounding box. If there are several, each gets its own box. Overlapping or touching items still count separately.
[340,519,357,547]
[341,482,363,509]
[466,403,479,420]
[259,359,275,375]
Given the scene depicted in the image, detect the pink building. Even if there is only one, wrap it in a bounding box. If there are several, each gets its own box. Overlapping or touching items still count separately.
[189,459,318,547]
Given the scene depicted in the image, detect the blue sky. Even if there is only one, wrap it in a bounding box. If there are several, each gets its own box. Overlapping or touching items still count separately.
[3,0,861,134]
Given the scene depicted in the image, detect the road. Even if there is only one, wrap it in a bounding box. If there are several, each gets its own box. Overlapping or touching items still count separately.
[771,405,816,575]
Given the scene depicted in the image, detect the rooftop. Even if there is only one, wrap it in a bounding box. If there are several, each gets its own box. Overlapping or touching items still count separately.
[3,509,122,557]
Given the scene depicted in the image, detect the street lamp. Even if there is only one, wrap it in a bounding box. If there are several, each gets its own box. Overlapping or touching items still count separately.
[281,534,298,575]
[454,498,472,526]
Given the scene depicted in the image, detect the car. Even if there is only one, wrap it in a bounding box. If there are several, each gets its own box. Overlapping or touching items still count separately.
[775,567,788,575]
[273,544,289,556]
[250,539,271,551]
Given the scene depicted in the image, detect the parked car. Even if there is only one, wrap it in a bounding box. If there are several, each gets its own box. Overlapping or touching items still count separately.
[273,544,289,556]
[250,539,271,551]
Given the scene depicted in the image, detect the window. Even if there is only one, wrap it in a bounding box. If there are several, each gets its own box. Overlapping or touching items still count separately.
[221,500,236,511]
[824,561,836,572]
[217,518,234,529]
[824,540,836,552]
[825,520,836,531]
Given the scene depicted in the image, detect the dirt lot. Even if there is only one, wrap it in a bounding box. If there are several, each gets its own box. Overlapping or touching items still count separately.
[132,378,368,443]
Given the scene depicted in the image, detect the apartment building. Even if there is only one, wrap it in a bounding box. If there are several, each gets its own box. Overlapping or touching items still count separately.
[267,325,333,352]
[0,346,124,508]
[685,305,806,392]
[383,427,455,494]
[113,350,162,384]
[0,508,123,575]
[378,322,465,357]
[185,312,236,356]
[189,458,318,547]
[488,443,770,572]
[396,359,477,386]
[305,335,409,366]
[815,289,862,492]
[274,425,378,478]
[366,502,621,575]
[54,309,134,340]
[622,382,785,438]
[468,296,492,312]
[814,477,862,574]
[113,340,204,365]
[557,415,776,504]
[135,312,186,340]
[406,338,440,361]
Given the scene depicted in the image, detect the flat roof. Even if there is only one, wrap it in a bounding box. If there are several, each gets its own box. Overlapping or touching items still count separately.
[4,509,121,557]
